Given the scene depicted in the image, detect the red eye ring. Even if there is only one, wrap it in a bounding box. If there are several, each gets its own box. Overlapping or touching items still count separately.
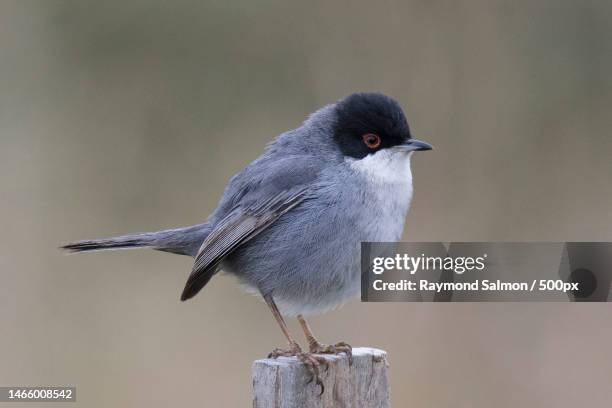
[362,133,381,149]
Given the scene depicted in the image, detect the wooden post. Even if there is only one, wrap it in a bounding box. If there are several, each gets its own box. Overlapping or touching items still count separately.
[252,347,390,408]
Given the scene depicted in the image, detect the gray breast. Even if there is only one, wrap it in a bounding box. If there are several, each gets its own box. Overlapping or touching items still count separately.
[223,160,414,316]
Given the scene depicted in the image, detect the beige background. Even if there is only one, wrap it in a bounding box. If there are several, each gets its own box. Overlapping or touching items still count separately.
[1,1,612,407]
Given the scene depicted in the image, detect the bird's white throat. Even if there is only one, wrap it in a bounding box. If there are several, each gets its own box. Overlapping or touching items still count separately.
[348,149,413,186]
[347,148,414,245]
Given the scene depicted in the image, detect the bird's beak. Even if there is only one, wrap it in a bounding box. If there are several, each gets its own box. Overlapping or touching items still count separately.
[398,138,433,152]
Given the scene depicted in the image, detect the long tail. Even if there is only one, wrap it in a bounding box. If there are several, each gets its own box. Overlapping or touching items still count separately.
[61,223,210,257]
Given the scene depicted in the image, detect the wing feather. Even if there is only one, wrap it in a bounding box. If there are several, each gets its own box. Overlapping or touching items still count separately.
[180,186,310,301]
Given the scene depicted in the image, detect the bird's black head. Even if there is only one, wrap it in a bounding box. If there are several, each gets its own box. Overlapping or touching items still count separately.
[332,92,431,159]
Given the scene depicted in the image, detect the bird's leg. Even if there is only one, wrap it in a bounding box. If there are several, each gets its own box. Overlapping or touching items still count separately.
[264,295,327,392]
[297,314,353,364]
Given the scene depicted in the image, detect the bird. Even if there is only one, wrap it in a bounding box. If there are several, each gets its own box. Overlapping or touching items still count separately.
[62,92,432,389]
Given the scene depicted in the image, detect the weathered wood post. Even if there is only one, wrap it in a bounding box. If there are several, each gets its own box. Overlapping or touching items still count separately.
[252,347,390,408]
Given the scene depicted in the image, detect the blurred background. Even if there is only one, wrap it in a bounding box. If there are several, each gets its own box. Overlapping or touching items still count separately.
[1,0,612,406]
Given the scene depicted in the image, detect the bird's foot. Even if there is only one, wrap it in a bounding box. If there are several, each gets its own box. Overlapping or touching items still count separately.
[268,341,328,394]
[309,341,353,365]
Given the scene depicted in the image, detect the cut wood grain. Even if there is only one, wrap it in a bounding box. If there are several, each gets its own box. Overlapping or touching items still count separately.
[252,347,390,408]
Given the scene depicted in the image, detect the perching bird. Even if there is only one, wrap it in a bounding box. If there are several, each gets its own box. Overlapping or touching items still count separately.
[62,92,432,388]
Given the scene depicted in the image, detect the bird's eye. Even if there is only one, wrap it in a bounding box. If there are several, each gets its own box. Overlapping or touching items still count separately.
[362,133,381,149]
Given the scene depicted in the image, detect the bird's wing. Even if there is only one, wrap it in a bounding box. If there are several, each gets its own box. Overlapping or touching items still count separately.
[180,185,311,301]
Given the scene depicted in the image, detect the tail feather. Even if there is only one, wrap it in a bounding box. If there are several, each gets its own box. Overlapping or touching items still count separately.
[61,223,210,257]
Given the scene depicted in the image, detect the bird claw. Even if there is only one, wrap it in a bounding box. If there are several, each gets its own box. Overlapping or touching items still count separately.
[300,353,327,394]
[310,341,353,365]
[268,342,327,394]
